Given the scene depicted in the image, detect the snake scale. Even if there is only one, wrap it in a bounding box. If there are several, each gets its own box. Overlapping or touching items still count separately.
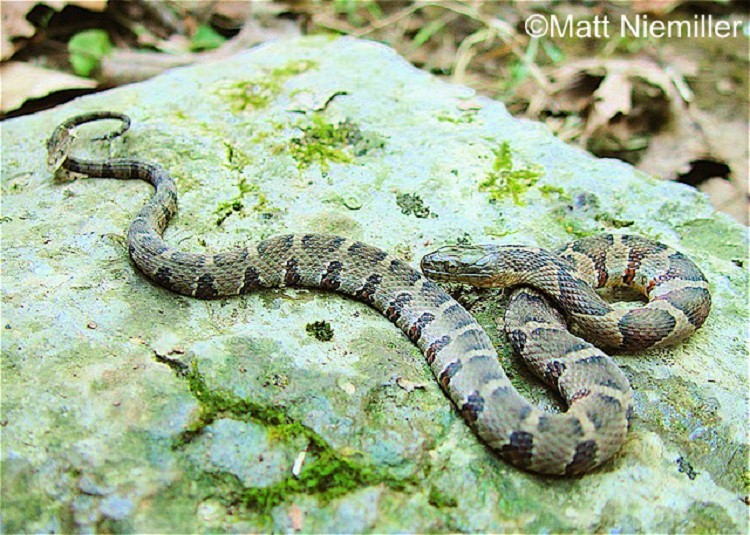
[48,112,711,475]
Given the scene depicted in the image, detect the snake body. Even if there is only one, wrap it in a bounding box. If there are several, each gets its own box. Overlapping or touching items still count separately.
[48,112,711,475]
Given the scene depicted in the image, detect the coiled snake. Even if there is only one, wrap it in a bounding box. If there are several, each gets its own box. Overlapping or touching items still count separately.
[48,112,711,475]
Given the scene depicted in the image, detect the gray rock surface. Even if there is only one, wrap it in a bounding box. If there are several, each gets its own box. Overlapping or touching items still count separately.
[1,36,747,532]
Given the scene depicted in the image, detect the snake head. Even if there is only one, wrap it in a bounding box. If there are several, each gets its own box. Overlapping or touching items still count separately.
[46,129,74,173]
[421,244,501,287]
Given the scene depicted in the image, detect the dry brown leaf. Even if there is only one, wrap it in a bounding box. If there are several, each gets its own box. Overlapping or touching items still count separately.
[631,0,684,15]
[212,1,254,20]
[1,2,37,60]
[635,100,707,178]
[585,72,632,138]
[531,58,690,151]
[639,106,747,222]
[699,177,746,223]
[564,59,673,98]
[0,62,96,113]
[525,55,738,206]
[44,0,107,11]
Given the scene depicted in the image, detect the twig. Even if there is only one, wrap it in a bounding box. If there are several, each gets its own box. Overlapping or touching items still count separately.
[100,18,299,85]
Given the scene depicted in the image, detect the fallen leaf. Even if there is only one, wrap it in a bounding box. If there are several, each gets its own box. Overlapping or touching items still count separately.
[212,1,254,20]
[527,58,700,163]
[585,72,632,138]
[1,2,36,60]
[45,1,108,11]
[640,106,747,222]
[631,0,684,15]
[699,177,746,222]
[0,62,96,113]
[635,99,707,178]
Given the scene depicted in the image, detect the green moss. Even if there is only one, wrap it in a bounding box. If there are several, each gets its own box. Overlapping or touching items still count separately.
[287,115,355,170]
[97,516,131,534]
[175,361,417,514]
[548,193,600,237]
[676,456,698,480]
[215,199,243,225]
[261,372,289,389]
[286,117,361,170]
[556,215,598,238]
[306,320,334,342]
[436,110,476,124]
[479,142,543,205]
[270,59,318,78]
[273,113,384,171]
[216,60,318,111]
[178,361,290,440]
[594,212,634,229]
[214,177,273,225]
[323,193,364,210]
[223,142,252,172]
[539,184,570,200]
[427,485,458,508]
[396,193,434,218]
[230,445,410,513]
[219,79,282,111]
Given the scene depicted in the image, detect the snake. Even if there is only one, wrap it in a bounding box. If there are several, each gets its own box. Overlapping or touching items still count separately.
[48,112,711,475]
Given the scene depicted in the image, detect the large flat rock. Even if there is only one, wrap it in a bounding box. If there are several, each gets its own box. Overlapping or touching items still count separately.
[2,36,747,532]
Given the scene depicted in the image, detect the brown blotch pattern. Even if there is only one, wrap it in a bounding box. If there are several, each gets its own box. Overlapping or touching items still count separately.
[565,439,598,475]
[195,273,219,299]
[654,287,711,329]
[618,308,676,350]
[569,388,592,403]
[408,312,436,342]
[353,273,382,304]
[545,360,567,386]
[240,265,262,293]
[439,360,463,387]
[461,391,485,423]
[507,329,527,353]
[153,266,173,288]
[385,292,412,322]
[284,258,302,286]
[425,335,451,364]
[320,260,343,290]
[501,431,534,469]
